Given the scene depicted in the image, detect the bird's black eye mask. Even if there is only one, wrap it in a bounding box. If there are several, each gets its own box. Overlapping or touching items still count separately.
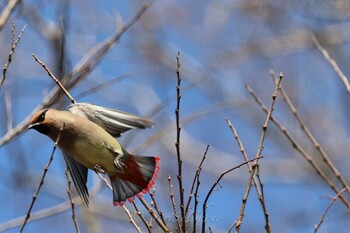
[38,109,48,123]
[29,109,50,135]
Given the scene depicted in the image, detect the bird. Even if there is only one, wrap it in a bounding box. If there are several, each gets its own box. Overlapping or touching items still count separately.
[28,103,160,206]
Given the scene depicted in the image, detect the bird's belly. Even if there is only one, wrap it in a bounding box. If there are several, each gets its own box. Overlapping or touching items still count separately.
[64,138,117,173]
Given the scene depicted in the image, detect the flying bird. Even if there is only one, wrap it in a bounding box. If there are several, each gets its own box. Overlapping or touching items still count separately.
[29,103,160,206]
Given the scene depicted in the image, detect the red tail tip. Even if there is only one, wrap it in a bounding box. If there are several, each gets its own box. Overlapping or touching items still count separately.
[112,156,160,207]
[134,156,160,199]
[113,201,125,206]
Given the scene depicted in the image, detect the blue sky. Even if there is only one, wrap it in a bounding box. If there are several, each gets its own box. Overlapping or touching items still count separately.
[1,0,350,232]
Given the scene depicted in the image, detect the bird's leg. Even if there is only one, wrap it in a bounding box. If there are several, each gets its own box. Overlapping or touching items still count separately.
[113,154,126,172]
[93,164,105,173]
[93,165,113,191]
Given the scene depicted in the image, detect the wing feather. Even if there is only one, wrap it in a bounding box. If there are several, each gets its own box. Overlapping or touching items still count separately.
[69,103,153,137]
[63,153,89,206]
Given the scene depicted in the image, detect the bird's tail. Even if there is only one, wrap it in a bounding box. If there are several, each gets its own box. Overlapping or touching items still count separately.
[109,155,160,206]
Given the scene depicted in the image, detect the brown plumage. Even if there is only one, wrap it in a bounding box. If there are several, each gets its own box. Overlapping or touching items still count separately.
[29,104,160,206]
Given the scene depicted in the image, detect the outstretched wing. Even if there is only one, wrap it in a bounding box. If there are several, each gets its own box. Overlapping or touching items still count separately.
[68,103,153,137]
[63,153,89,206]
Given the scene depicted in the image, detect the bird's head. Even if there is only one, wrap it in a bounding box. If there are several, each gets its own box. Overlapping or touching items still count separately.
[29,109,50,135]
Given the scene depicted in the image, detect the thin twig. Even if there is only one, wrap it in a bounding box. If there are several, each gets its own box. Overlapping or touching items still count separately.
[186,145,209,214]
[32,54,76,104]
[0,23,27,90]
[226,119,271,232]
[149,191,168,228]
[194,147,209,233]
[312,34,350,94]
[235,74,284,233]
[93,165,113,191]
[246,84,350,209]
[314,187,349,233]
[201,156,263,233]
[255,164,270,232]
[175,51,186,233]
[227,221,237,233]
[139,197,170,232]
[133,201,152,233]
[122,205,142,233]
[270,69,350,195]
[168,174,181,232]
[65,168,81,233]
[19,124,65,233]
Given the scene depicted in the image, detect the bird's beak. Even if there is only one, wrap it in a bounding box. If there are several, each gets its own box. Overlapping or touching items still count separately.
[28,122,39,129]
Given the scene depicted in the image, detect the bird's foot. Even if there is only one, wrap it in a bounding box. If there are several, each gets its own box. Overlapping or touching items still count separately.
[94,164,106,174]
[113,157,126,172]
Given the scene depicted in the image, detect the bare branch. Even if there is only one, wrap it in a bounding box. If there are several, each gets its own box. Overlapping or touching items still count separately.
[132,201,152,233]
[226,119,271,232]
[149,191,168,229]
[168,174,181,232]
[186,145,209,214]
[202,156,263,233]
[192,145,209,233]
[0,23,27,90]
[175,51,186,232]
[235,73,284,233]
[65,168,81,233]
[138,197,170,232]
[270,69,350,195]
[246,84,350,209]
[122,205,141,233]
[93,165,113,191]
[312,34,350,94]
[32,54,76,104]
[19,124,65,233]
[314,187,349,233]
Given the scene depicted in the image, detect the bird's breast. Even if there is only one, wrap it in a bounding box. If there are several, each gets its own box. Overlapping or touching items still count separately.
[58,126,121,173]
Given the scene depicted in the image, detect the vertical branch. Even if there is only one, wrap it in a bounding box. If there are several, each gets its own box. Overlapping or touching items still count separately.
[201,157,262,233]
[193,146,209,233]
[148,191,168,228]
[32,54,76,104]
[175,51,186,232]
[122,205,141,233]
[226,119,271,232]
[19,124,65,233]
[168,174,181,231]
[235,73,283,233]
[314,187,349,233]
[132,201,152,233]
[138,197,169,232]
[186,145,209,214]
[65,168,81,233]
[0,23,27,90]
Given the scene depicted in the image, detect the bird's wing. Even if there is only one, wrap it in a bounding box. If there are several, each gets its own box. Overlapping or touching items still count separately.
[68,102,154,137]
[63,153,89,206]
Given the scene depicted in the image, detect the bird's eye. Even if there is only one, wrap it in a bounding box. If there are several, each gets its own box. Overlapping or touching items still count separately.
[38,110,48,122]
